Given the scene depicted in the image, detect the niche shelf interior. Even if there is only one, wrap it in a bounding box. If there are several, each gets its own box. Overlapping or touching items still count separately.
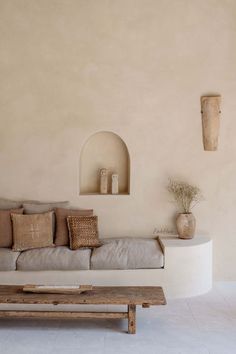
[80,131,130,195]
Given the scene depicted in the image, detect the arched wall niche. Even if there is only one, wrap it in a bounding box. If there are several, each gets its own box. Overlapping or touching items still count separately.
[80,131,130,195]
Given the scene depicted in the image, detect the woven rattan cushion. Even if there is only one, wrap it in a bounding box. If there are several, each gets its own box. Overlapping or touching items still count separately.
[11,212,54,252]
[54,207,93,246]
[67,215,100,249]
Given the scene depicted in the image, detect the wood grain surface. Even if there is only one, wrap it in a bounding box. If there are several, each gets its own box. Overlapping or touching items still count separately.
[0,285,167,306]
[0,285,166,334]
[23,284,93,295]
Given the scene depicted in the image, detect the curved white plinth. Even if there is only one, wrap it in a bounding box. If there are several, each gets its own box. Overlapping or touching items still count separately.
[159,235,212,298]
[0,235,212,300]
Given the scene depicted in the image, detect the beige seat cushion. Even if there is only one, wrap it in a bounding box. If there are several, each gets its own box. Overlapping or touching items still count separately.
[11,212,54,251]
[17,246,91,271]
[0,248,20,271]
[54,207,93,246]
[0,208,24,248]
[91,238,164,270]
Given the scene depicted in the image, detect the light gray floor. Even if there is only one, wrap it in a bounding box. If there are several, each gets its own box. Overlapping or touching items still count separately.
[0,282,235,354]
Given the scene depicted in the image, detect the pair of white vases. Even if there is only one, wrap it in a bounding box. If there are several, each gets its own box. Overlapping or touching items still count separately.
[100,169,119,195]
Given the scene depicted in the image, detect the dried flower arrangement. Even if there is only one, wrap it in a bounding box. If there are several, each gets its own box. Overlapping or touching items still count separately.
[167,179,203,214]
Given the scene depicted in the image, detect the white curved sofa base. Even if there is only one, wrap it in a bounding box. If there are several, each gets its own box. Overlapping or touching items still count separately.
[0,236,212,304]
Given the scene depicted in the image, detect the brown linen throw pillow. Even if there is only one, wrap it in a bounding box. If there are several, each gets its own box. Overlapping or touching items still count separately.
[67,215,100,250]
[11,212,54,252]
[23,201,69,236]
[0,208,24,248]
[54,207,93,246]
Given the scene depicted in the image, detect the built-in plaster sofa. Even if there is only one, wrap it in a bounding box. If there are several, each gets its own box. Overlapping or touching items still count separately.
[0,235,212,299]
[0,197,212,300]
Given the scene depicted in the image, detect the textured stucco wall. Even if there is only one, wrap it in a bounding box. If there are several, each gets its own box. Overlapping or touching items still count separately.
[0,0,236,279]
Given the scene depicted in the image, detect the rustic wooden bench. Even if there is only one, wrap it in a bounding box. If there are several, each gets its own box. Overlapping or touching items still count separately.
[0,285,166,334]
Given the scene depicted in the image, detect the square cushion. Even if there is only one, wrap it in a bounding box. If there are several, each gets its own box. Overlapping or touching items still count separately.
[0,248,20,271]
[23,201,69,234]
[0,198,22,210]
[91,238,164,270]
[67,215,100,249]
[0,208,24,247]
[54,207,93,246]
[11,212,54,251]
[17,246,91,271]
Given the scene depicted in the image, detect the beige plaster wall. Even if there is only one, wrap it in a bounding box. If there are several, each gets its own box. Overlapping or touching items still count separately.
[0,0,236,280]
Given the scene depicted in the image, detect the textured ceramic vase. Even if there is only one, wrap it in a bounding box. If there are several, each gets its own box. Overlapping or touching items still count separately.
[176,213,196,239]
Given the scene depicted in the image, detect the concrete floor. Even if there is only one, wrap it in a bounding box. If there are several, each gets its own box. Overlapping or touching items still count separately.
[0,282,235,354]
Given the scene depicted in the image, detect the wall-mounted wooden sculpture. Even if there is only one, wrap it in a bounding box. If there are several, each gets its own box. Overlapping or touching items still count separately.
[201,96,221,151]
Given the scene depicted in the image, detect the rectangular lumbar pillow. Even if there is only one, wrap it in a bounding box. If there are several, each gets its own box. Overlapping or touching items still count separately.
[11,212,54,252]
[54,207,93,246]
[22,201,69,214]
[0,208,24,248]
[67,215,100,250]
[0,198,22,210]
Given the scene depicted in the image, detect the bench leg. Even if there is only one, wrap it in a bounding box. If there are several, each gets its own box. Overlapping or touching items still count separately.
[128,304,136,334]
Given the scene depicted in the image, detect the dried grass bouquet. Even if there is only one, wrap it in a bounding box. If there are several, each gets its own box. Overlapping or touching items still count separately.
[167,179,203,214]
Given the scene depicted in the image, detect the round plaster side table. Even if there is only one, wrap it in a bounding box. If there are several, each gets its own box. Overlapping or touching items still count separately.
[158,235,212,298]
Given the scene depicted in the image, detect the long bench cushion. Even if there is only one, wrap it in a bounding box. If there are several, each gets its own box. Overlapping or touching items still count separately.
[91,238,164,270]
[0,248,20,271]
[17,246,91,271]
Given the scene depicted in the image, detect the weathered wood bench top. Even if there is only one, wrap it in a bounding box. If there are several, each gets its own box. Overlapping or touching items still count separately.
[0,285,166,334]
[0,285,166,306]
